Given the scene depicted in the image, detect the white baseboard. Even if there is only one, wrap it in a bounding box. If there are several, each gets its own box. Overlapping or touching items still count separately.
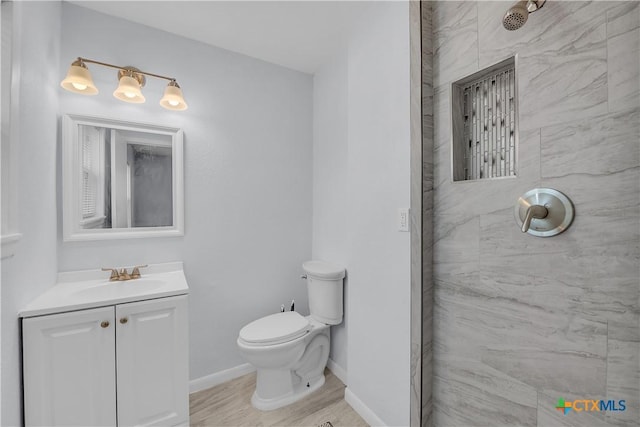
[189,363,256,394]
[344,387,386,427]
[326,358,347,385]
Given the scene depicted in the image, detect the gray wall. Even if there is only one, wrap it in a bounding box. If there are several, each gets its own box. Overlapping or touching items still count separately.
[312,3,412,424]
[345,3,411,425]
[312,48,349,372]
[1,2,61,426]
[58,3,313,383]
[431,2,639,426]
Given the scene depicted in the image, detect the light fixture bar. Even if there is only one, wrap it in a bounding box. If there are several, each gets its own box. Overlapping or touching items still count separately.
[62,57,188,110]
[77,57,177,82]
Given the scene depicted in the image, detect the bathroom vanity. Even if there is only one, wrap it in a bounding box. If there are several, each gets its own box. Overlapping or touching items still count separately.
[19,262,189,427]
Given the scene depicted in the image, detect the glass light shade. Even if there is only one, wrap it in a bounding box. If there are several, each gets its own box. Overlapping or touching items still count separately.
[160,82,188,111]
[60,64,99,95]
[113,75,145,103]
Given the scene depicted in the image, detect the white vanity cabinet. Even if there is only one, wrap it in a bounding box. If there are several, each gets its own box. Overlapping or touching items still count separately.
[115,296,189,426]
[22,294,189,427]
[22,306,117,426]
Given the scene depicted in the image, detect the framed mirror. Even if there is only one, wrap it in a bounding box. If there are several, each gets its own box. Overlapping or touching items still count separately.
[62,114,184,241]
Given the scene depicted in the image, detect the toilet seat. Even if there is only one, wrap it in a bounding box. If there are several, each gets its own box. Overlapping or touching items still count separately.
[239,311,310,346]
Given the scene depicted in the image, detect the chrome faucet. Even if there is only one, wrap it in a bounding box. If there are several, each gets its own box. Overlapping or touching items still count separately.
[102,265,148,281]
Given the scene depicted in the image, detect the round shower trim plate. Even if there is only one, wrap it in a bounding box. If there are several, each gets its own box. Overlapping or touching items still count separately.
[514,188,574,237]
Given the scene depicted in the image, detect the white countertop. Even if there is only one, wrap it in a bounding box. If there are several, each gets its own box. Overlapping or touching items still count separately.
[20,262,189,318]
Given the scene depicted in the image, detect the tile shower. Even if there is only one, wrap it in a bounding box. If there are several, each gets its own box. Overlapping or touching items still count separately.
[420,1,639,426]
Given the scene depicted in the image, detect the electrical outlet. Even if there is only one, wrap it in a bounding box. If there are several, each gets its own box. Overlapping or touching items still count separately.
[398,208,409,232]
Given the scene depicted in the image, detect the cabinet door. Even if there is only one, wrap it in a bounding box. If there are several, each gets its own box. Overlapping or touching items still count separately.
[116,295,189,427]
[22,307,116,427]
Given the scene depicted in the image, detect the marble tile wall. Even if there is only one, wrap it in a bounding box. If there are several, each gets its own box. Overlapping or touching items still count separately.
[421,2,434,427]
[429,2,639,426]
[411,1,426,426]
[413,2,434,426]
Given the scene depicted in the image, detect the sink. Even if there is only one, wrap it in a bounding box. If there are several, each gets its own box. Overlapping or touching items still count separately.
[19,263,189,318]
[73,278,167,300]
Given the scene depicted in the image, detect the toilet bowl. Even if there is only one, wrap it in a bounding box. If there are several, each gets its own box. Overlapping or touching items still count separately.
[237,260,345,411]
[237,313,330,410]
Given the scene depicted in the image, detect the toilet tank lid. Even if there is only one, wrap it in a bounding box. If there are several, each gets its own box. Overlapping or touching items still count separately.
[302,261,346,280]
[239,311,310,345]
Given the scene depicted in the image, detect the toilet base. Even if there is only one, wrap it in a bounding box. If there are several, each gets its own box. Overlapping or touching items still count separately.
[251,373,326,411]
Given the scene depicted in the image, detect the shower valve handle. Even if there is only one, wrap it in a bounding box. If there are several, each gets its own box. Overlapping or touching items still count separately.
[521,205,548,233]
[514,188,574,237]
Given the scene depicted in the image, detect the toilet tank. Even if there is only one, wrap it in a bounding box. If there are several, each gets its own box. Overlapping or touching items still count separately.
[302,261,345,325]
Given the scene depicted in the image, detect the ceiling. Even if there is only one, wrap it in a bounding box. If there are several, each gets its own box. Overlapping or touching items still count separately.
[68,1,369,74]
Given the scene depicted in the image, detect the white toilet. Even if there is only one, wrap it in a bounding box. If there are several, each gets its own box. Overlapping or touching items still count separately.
[237,260,345,411]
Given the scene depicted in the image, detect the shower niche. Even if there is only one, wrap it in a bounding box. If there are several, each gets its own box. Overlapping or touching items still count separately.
[451,57,518,181]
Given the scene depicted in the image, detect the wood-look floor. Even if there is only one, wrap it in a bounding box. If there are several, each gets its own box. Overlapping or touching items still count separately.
[189,369,368,427]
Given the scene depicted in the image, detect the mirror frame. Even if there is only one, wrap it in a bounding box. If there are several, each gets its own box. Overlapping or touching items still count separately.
[62,114,184,241]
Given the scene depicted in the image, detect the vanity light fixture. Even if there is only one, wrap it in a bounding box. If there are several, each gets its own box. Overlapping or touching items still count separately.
[60,59,99,95]
[113,67,146,104]
[60,57,188,111]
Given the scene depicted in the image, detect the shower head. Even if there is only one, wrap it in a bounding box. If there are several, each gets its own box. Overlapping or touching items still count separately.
[502,0,546,31]
[503,1,529,31]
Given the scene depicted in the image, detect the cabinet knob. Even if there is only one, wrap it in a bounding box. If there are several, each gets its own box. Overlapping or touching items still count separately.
[100,321,110,328]
[120,317,128,324]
